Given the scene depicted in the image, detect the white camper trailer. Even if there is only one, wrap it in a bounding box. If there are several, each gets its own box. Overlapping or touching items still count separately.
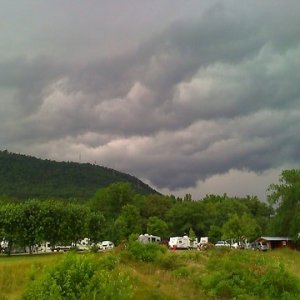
[38,242,53,253]
[168,235,191,250]
[197,237,209,250]
[138,234,161,244]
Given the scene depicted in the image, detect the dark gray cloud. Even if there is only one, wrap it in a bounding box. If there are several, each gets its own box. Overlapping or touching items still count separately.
[0,0,300,198]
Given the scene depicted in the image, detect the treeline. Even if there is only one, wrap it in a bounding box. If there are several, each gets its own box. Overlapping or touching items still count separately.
[88,182,272,243]
[1,183,271,252]
[1,170,299,252]
[0,199,105,254]
[0,150,157,200]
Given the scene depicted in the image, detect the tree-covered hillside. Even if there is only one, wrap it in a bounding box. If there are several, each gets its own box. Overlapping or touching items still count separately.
[0,150,157,200]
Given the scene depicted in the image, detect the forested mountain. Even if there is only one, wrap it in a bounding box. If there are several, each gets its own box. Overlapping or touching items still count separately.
[0,150,157,200]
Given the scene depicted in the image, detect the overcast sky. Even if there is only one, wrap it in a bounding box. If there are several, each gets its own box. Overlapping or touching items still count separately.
[1,0,299,200]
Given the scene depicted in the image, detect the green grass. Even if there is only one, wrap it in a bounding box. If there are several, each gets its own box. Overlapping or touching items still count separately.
[1,248,300,300]
[266,248,300,278]
[0,253,63,300]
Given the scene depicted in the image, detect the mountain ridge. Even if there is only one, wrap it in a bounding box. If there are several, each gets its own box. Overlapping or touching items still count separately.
[0,150,158,200]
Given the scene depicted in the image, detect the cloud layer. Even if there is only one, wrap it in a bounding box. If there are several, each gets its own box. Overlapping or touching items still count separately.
[1,1,299,198]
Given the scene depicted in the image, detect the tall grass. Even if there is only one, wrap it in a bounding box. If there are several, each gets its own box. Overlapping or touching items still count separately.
[267,248,300,278]
[22,253,132,300]
[198,249,300,299]
[0,254,62,300]
[1,248,300,299]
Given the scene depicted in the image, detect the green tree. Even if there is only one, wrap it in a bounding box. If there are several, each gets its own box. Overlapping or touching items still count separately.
[147,217,169,238]
[139,194,173,220]
[89,182,136,219]
[188,227,196,243]
[39,200,68,248]
[222,213,261,243]
[87,211,106,243]
[17,200,44,253]
[242,195,272,233]
[267,169,300,238]
[114,204,142,242]
[166,202,206,236]
[60,203,90,245]
[0,202,22,255]
[208,225,223,244]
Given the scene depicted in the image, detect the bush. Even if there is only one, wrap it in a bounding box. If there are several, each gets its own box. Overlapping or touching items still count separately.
[22,253,132,300]
[199,250,300,299]
[98,253,120,271]
[172,266,191,278]
[126,240,166,262]
[156,252,183,270]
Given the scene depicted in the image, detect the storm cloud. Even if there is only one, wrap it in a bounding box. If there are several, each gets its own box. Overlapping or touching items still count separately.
[1,0,299,199]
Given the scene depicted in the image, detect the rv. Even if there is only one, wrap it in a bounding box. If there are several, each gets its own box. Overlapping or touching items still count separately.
[138,234,161,244]
[168,235,191,250]
[38,242,53,253]
[197,237,209,250]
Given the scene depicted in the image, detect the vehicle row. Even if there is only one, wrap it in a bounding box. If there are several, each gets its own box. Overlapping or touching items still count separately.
[0,238,114,254]
[214,240,269,251]
[138,234,269,252]
[1,235,269,255]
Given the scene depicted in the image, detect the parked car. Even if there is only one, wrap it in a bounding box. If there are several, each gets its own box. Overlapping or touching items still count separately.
[76,238,91,251]
[215,240,230,247]
[251,241,269,251]
[99,241,114,251]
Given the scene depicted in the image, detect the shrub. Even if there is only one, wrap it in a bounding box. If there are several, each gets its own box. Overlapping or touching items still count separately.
[22,253,132,300]
[172,266,191,278]
[126,240,166,262]
[156,252,183,270]
[199,250,300,299]
[98,253,120,271]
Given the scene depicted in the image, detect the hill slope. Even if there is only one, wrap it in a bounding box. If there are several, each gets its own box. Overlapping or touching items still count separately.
[0,150,158,200]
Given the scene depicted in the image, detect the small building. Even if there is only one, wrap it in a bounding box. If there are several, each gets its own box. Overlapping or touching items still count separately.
[256,237,295,250]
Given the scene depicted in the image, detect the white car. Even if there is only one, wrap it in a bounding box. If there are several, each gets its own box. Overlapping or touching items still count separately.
[215,241,230,247]
[99,241,114,251]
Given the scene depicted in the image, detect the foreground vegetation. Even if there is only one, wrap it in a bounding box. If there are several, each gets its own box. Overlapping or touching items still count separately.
[1,245,300,300]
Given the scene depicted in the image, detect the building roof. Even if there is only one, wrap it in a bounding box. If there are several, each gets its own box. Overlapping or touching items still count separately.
[257,236,292,241]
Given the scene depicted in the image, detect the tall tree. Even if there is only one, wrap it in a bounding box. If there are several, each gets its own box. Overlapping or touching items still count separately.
[147,217,169,238]
[268,169,300,238]
[89,182,136,219]
[60,203,90,245]
[139,194,173,220]
[222,213,261,243]
[0,203,22,255]
[17,200,44,253]
[87,211,106,243]
[114,204,142,242]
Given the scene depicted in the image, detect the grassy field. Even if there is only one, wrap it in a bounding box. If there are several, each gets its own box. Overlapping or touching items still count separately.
[0,253,64,300]
[1,248,300,300]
